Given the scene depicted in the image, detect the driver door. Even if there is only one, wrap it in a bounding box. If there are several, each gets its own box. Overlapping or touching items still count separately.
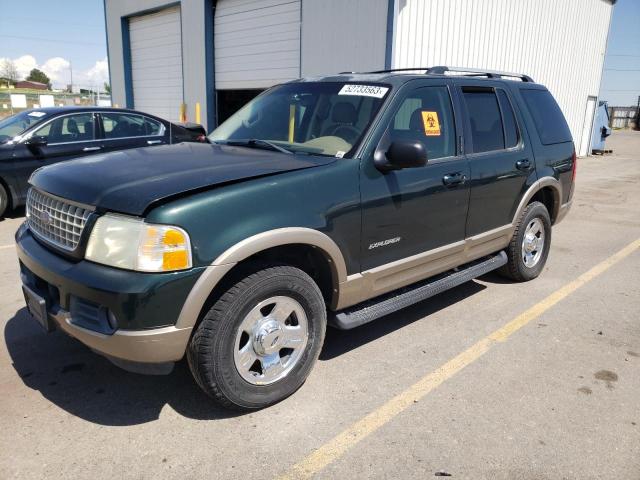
[360,81,470,272]
[12,112,102,199]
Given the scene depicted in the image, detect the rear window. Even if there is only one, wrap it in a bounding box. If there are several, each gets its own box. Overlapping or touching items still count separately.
[521,89,572,145]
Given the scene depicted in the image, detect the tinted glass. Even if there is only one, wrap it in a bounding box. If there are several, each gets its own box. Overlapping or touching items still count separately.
[388,86,455,160]
[521,89,572,145]
[32,113,95,143]
[0,111,51,143]
[497,89,519,148]
[209,82,389,157]
[463,89,504,153]
[102,113,163,139]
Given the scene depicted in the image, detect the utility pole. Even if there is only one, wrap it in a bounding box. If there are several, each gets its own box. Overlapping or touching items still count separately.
[69,61,73,93]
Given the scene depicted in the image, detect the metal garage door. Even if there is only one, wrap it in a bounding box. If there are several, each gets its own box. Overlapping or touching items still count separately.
[129,6,183,121]
[214,0,301,89]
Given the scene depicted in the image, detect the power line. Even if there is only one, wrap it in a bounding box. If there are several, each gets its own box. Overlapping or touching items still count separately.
[604,68,640,72]
[600,89,639,92]
[0,35,104,46]
[606,54,640,57]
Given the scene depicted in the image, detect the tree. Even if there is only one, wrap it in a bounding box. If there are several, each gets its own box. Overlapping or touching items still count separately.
[104,82,111,95]
[26,68,51,89]
[0,59,19,83]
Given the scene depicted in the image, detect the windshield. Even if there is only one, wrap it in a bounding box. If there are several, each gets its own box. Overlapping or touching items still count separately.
[0,111,50,144]
[208,82,390,157]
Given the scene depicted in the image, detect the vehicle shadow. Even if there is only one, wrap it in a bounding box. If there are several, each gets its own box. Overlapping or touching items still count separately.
[6,280,485,426]
[5,307,240,426]
[320,280,486,360]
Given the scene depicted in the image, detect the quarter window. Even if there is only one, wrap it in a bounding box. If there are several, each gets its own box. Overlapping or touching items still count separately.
[521,89,572,145]
[388,86,455,160]
[101,113,164,139]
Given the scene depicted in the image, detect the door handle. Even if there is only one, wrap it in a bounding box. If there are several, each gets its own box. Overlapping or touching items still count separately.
[442,173,467,186]
[147,140,163,145]
[516,159,531,170]
[82,146,102,152]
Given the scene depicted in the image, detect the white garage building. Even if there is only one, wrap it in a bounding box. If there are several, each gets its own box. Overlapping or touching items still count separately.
[104,0,615,156]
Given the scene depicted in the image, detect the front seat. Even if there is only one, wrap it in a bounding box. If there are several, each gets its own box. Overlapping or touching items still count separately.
[66,118,80,139]
[322,102,359,144]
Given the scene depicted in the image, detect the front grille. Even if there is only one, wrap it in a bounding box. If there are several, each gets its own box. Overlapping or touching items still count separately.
[26,188,93,251]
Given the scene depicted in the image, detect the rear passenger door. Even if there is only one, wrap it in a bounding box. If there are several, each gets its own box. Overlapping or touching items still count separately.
[98,112,167,154]
[455,82,535,236]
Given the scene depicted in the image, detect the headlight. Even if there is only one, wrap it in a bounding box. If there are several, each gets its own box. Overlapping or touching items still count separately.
[85,214,192,272]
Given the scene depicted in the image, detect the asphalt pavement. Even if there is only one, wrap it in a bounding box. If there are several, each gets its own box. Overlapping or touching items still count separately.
[1,130,638,479]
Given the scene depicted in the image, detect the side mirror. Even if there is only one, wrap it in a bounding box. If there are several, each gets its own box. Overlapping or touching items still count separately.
[374,139,428,172]
[25,135,48,149]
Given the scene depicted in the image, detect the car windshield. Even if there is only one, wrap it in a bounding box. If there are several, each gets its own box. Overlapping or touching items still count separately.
[208,82,390,157]
[0,111,50,144]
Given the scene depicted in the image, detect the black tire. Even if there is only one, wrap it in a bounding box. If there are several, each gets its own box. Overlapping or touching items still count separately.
[0,183,8,219]
[187,265,326,410]
[499,201,552,282]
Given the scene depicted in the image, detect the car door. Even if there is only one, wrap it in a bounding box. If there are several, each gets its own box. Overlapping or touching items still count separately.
[360,81,470,271]
[11,112,102,199]
[98,111,168,154]
[455,81,534,236]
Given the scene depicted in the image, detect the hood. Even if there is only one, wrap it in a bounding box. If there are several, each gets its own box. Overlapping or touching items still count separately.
[29,142,336,215]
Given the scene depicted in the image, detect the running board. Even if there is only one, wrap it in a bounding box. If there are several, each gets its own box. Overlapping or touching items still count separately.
[330,251,507,330]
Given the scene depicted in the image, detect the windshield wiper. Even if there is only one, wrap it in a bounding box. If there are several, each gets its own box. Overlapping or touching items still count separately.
[219,139,293,155]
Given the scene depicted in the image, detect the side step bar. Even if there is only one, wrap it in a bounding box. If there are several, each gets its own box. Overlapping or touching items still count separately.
[330,251,507,330]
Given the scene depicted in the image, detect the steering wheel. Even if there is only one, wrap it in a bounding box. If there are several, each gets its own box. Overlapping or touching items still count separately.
[327,125,360,145]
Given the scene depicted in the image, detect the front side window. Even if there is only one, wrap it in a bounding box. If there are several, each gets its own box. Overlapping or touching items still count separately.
[31,113,95,144]
[209,82,390,157]
[101,113,164,139]
[387,86,456,160]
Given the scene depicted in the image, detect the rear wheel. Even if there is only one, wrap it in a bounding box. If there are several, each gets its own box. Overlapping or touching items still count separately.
[0,183,8,219]
[187,265,326,410]
[500,201,551,282]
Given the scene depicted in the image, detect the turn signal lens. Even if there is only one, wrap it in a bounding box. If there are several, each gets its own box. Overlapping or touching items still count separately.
[138,225,192,272]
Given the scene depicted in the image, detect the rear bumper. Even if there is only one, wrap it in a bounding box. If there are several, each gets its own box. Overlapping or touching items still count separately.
[15,223,204,365]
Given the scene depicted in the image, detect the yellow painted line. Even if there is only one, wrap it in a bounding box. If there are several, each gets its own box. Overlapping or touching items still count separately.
[278,238,640,480]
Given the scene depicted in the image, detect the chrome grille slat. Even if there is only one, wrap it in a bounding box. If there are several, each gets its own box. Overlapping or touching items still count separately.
[26,189,92,251]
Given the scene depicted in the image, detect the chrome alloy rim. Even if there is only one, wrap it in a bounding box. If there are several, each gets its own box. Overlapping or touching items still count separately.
[521,218,545,268]
[233,296,309,385]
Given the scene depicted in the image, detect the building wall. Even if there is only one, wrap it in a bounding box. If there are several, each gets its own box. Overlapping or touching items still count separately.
[391,0,614,153]
[103,0,210,127]
[301,0,389,77]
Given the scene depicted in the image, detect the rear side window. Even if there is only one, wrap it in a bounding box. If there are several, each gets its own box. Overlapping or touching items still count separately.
[462,89,504,153]
[521,89,572,145]
[496,90,519,148]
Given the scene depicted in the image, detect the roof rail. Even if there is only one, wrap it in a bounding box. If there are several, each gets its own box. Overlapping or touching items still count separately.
[366,67,432,74]
[426,66,534,82]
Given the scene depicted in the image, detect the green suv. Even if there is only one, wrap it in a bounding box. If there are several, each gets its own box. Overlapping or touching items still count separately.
[16,67,576,409]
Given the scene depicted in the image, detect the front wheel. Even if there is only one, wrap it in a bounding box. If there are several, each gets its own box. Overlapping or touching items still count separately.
[500,201,552,282]
[187,265,326,410]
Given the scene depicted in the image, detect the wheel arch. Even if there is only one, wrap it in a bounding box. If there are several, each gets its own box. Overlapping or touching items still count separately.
[513,177,562,225]
[175,228,347,329]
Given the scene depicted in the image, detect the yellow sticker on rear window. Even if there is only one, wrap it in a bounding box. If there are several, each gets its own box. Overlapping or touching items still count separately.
[421,111,441,136]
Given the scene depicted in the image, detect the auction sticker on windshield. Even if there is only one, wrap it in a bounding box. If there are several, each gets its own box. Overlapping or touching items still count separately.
[339,84,389,98]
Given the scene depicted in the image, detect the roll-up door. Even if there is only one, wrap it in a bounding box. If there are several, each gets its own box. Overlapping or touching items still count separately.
[214,0,301,89]
[129,5,184,121]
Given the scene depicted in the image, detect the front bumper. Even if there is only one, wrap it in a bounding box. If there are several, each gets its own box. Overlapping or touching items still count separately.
[16,223,205,364]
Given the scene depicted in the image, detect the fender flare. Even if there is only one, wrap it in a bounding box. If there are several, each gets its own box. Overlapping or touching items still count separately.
[175,227,347,328]
[512,177,562,224]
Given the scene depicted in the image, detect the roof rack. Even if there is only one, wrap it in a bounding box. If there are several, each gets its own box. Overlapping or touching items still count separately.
[426,66,534,82]
[359,66,534,82]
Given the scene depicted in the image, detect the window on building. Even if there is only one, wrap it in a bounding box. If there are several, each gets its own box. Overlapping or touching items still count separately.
[521,89,572,145]
[388,86,456,160]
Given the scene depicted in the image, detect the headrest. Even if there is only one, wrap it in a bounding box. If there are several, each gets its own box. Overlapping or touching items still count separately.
[67,118,79,134]
[331,102,357,124]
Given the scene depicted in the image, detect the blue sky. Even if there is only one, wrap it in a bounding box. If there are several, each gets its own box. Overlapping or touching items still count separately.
[0,0,637,105]
[600,0,640,106]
